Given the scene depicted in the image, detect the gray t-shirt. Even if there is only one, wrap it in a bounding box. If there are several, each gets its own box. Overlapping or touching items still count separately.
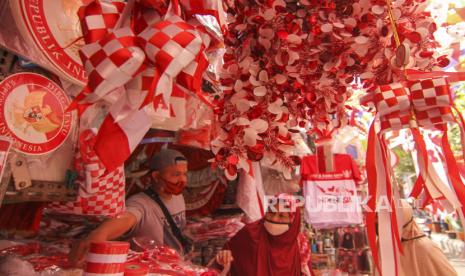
[125,192,186,252]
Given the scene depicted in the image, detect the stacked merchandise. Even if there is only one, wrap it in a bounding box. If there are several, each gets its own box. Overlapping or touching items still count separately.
[127,246,219,276]
[185,215,244,266]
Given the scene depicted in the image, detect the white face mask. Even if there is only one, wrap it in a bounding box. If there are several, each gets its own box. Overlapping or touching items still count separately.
[264,220,290,236]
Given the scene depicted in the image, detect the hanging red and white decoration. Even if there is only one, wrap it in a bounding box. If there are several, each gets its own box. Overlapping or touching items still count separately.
[70,0,224,172]
[213,0,446,179]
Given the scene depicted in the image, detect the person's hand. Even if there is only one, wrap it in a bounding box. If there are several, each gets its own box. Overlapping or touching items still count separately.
[216,250,234,267]
[68,233,106,268]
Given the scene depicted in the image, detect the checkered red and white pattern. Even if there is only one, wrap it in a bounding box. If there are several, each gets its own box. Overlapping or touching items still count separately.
[176,45,208,93]
[410,78,452,110]
[373,83,411,117]
[138,16,202,73]
[78,0,126,44]
[373,83,412,132]
[48,130,126,217]
[372,78,456,132]
[85,242,129,275]
[124,67,160,110]
[73,1,210,171]
[409,78,455,129]
[415,107,455,130]
[132,6,163,34]
[79,27,146,102]
[137,15,203,113]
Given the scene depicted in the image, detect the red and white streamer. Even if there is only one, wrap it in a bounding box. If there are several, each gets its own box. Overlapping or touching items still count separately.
[365,74,465,275]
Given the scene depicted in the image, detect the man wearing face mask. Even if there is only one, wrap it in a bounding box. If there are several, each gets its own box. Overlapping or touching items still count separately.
[214,194,306,276]
[69,149,190,267]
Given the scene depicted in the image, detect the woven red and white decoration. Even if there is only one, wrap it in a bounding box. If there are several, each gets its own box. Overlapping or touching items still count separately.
[78,0,126,44]
[71,0,214,172]
[137,15,203,110]
[79,27,146,102]
[364,74,465,276]
[48,130,126,217]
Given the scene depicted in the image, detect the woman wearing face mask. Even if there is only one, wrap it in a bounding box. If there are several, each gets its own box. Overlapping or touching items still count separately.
[214,194,310,276]
[69,149,191,267]
[398,199,457,276]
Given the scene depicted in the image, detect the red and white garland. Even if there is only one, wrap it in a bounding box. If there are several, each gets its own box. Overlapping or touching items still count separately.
[212,0,446,178]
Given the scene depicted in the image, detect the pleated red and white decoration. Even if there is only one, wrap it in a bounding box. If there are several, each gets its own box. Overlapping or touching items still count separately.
[85,241,130,276]
[48,129,126,216]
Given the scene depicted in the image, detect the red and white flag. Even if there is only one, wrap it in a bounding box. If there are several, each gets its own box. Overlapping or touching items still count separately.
[94,105,152,172]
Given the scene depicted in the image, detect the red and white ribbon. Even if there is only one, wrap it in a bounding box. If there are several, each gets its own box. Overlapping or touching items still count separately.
[366,124,402,276]
[365,74,465,275]
[84,241,129,276]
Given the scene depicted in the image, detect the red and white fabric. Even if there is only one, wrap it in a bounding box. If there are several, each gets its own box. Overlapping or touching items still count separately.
[78,0,126,44]
[365,124,402,276]
[137,15,203,113]
[122,67,188,131]
[48,130,126,217]
[148,84,188,131]
[301,154,363,229]
[94,104,152,172]
[176,45,208,93]
[124,67,160,111]
[79,27,146,102]
[85,241,129,276]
